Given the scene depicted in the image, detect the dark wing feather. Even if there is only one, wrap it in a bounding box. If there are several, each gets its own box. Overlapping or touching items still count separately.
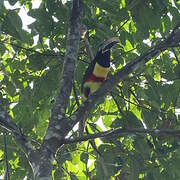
[81,59,96,93]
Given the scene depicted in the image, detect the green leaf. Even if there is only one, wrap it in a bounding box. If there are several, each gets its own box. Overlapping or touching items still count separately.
[71,152,80,165]
[175,0,180,9]
[145,75,161,106]
[142,109,158,127]
[46,0,57,15]
[28,54,46,70]
[6,80,16,97]
[2,10,22,39]
[80,153,88,164]
[162,15,171,34]
[128,156,140,180]
[123,111,143,128]
[8,0,18,6]
[170,7,180,27]
[103,115,114,127]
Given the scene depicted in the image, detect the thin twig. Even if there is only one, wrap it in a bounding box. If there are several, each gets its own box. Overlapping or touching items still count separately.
[83,37,94,61]
[111,92,125,115]
[3,131,10,180]
[81,24,94,61]
[0,41,63,58]
[172,48,180,64]
[114,89,165,114]
[115,19,130,34]
[72,82,80,107]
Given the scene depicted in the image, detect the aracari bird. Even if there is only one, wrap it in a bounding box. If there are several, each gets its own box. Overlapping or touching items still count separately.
[79,37,119,136]
[81,37,120,99]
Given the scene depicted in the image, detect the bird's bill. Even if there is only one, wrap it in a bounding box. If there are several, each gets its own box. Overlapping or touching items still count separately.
[100,37,120,53]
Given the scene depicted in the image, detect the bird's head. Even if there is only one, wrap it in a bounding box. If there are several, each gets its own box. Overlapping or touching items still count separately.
[96,37,120,67]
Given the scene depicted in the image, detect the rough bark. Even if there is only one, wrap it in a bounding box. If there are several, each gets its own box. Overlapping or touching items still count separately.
[32,1,83,179]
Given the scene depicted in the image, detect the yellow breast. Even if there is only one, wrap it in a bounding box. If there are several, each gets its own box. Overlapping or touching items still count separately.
[93,63,109,78]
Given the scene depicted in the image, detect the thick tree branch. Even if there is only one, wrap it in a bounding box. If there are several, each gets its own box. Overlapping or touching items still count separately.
[42,0,83,152]
[64,127,180,144]
[0,104,36,161]
[51,1,82,116]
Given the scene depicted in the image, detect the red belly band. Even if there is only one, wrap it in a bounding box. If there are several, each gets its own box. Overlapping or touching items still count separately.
[86,74,106,82]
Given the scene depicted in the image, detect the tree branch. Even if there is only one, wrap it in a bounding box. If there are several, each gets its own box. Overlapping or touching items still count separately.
[81,25,95,61]
[0,104,35,157]
[42,0,83,152]
[64,127,180,144]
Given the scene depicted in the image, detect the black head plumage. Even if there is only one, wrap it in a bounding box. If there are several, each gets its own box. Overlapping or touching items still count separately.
[95,37,120,67]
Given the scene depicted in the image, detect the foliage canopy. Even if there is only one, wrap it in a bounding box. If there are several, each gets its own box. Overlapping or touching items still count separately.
[0,0,180,179]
